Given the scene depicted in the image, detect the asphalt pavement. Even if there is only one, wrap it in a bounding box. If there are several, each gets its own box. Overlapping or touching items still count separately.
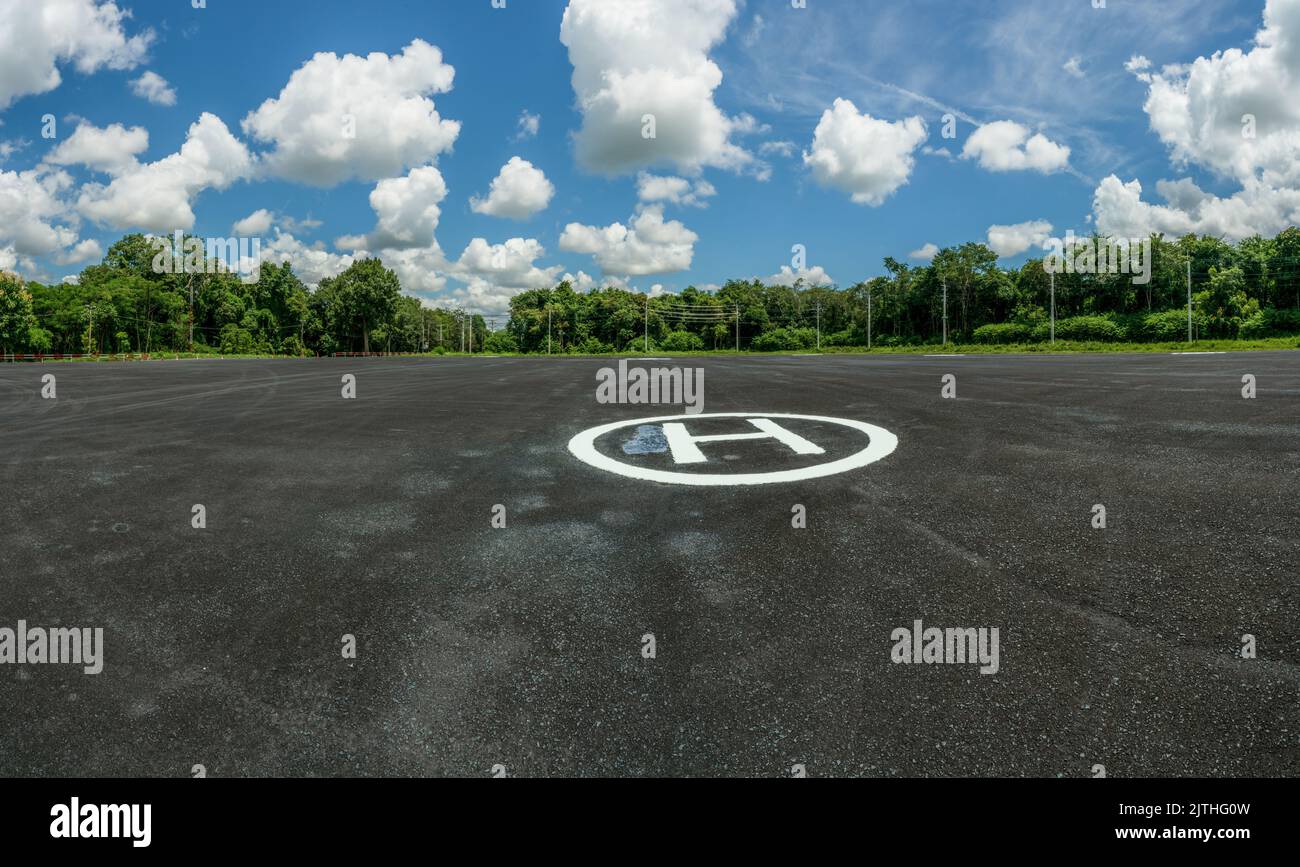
[1,352,1296,777]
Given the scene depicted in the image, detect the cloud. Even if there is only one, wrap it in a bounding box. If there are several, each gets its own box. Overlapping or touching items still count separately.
[261,231,356,287]
[515,110,540,140]
[559,205,698,275]
[563,270,597,291]
[803,98,927,205]
[336,165,449,252]
[759,140,796,158]
[908,243,940,262]
[559,0,754,175]
[241,39,460,186]
[1062,56,1085,79]
[53,238,102,265]
[1093,0,1300,241]
[469,157,554,220]
[0,0,152,109]
[986,220,1054,258]
[75,112,252,231]
[764,264,835,287]
[232,208,274,235]
[450,237,561,287]
[961,120,1070,173]
[437,237,563,315]
[635,172,716,208]
[0,166,81,256]
[130,70,176,106]
[44,121,148,175]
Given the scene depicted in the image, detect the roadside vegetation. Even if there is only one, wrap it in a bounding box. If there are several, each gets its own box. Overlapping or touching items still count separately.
[2,229,1300,359]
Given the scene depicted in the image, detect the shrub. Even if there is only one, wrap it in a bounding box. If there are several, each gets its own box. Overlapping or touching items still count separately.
[824,329,859,347]
[1053,315,1124,342]
[570,336,610,354]
[973,322,1032,344]
[1140,309,1197,341]
[280,334,307,357]
[659,330,704,352]
[218,324,255,355]
[1239,308,1300,339]
[751,327,817,351]
[484,332,520,354]
[28,327,52,354]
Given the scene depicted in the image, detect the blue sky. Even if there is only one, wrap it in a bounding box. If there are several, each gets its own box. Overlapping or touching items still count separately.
[1,0,1294,314]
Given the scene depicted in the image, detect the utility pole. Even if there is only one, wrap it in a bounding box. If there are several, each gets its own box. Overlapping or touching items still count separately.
[734,305,740,352]
[187,274,195,353]
[547,307,552,355]
[84,303,95,355]
[1050,270,1056,344]
[644,297,649,353]
[867,289,872,350]
[1186,259,1193,342]
[941,278,948,346]
[815,300,821,351]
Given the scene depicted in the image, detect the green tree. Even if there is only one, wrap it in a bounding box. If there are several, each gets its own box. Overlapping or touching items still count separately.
[0,271,38,354]
[333,258,401,352]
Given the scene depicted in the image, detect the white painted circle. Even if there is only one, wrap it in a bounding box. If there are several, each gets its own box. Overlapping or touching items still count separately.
[567,412,899,486]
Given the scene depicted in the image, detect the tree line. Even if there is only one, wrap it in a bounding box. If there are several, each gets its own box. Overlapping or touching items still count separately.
[0,234,485,357]
[2,228,1299,358]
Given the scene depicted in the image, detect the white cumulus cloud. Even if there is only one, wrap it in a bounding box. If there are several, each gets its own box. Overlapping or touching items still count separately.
[986,220,1054,258]
[908,243,940,262]
[241,39,460,187]
[560,205,699,276]
[130,70,176,106]
[636,172,716,208]
[232,208,274,236]
[765,264,835,287]
[1093,0,1300,241]
[0,0,152,110]
[44,121,148,175]
[961,121,1070,174]
[470,157,554,220]
[559,0,754,175]
[803,98,927,206]
[75,112,252,231]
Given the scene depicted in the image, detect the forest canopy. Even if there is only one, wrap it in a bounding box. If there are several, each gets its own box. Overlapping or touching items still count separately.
[2,228,1299,357]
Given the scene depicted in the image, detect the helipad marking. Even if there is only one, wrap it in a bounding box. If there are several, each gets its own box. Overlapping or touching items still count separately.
[567,412,898,486]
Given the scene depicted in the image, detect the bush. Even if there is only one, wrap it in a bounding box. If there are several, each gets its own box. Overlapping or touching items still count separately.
[218,324,255,355]
[28,327,52,354]
[751,327,817,351]
[280,334,307,357]
[973,322,1033,344]
[1239,308,1300,339]
[1140,309,1197,341]
[483,332,520,354]
[571,336,610,354]
[1052,315,1124,342]
[659,330,704,352]
[824,329,859,347]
